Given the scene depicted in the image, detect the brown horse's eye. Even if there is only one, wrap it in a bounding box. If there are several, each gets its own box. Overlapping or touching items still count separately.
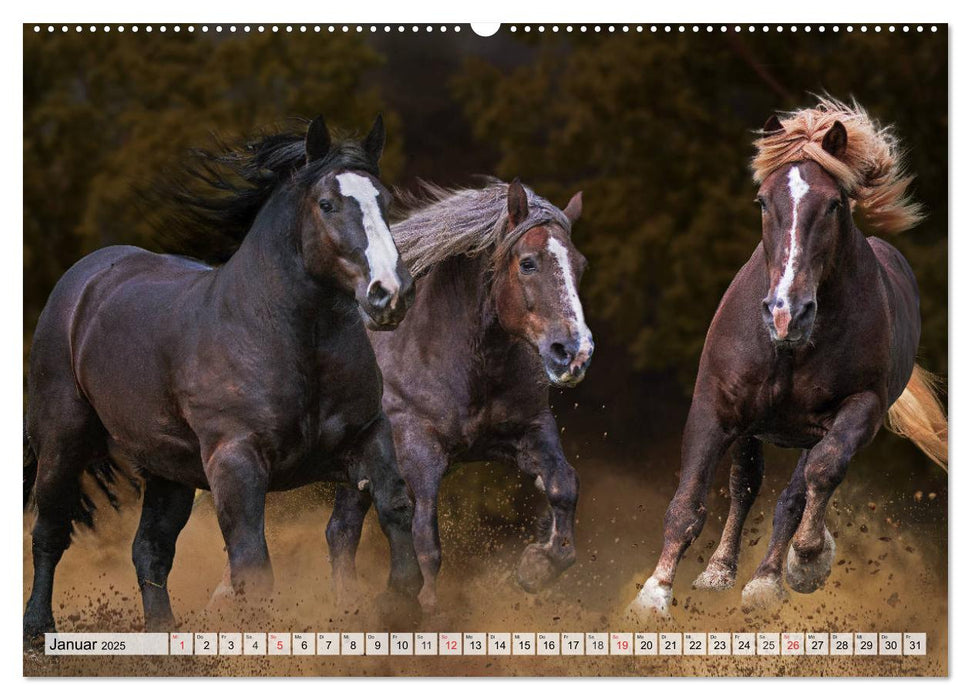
[319,199,334,213]
[519,258,537,274]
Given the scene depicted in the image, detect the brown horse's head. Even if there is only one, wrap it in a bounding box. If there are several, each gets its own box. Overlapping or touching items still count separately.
[494,181,594,387]
[756,120,849,347]
[299,115,414,329]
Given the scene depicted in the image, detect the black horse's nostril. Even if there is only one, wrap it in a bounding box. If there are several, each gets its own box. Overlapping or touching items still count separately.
[367,281,392,310]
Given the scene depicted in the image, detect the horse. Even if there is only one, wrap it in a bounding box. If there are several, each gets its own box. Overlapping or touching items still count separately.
[628,98,948,619]
[23,115,423,640]
[324,179,593,612]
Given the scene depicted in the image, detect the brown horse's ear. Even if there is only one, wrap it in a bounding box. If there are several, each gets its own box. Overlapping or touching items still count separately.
[507,178,529,227]
[305,115,331,164]
[563,191,583,224]
[762,114,783,134]
[821,120,848,158]
[363,114,385,165]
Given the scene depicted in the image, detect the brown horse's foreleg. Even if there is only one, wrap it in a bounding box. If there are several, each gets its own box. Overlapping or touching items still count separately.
[787,392,882,593]
[204,440,273,600]
[514,417,579,593]
[345,415,422,606]
[628,403,734,619]
[325,485,372,602]
[132,475,195,630]
[694,436,764,591]
[741,451,808,608]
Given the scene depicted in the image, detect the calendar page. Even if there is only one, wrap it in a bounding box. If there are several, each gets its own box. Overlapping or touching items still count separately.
[21,18,948,678]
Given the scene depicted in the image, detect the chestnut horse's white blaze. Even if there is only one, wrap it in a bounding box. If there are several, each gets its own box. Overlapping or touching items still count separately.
[336,172,401,296]
[772,165,810,334]
[547,235,594,372]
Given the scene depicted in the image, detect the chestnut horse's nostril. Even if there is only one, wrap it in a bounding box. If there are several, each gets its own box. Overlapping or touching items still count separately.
[549,342,573,366]
[793,300,817,325]
[367,281,393,310]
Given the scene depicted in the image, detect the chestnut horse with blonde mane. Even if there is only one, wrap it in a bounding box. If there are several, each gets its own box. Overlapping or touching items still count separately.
[629,98,947,619]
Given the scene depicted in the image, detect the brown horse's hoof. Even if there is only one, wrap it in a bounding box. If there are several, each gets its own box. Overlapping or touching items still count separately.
[741,575,789,610]
[786,527,836,594]
[515,544,564,593]
[693,562,736,591]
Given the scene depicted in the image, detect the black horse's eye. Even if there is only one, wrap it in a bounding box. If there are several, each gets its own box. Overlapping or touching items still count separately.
[519,258,537,274]
[319,199,334,213]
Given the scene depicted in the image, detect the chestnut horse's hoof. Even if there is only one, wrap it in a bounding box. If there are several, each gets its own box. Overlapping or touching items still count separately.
[741,575,788,610]
[626,575,673,621]
[515,544,568,593]
[786,527,836,594]
[693,562,736,591]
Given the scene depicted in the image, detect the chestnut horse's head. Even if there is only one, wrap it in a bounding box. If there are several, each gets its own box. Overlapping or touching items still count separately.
[493,181,594,387]
[756,119,850,348]
[299,115,414,329]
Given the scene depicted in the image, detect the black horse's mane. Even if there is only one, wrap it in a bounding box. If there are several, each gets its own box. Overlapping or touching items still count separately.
[150,120,377,264]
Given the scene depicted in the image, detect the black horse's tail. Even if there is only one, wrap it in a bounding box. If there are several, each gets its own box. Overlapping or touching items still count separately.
[23,421,38,509]
[22,419,140,528]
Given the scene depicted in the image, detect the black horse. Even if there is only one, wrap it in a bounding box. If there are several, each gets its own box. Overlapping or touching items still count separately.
[23,115,422,639]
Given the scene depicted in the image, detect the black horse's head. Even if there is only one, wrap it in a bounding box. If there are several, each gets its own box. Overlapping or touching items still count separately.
[297,116,414,329]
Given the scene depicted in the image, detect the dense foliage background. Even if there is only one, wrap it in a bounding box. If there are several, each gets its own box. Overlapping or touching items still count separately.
[24,26,947,474]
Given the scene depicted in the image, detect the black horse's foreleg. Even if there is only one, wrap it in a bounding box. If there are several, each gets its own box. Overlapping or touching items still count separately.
[204,440,272,599]
[787,392,882,593]
[741,450,808,607]
[694,436,764,591]
[628,402,734,618]
[344,415,422,601]
[514,415,579,593]
[325,485,372,600]
[132,476,195,630]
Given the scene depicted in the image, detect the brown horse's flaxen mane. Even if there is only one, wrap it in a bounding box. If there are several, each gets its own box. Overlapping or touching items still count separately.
[392,180,571,277]
[752,97,924,234]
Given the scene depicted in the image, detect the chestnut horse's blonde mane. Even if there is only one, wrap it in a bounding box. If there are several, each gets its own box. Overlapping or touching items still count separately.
[752,97,924,234]
[391,179,571,278]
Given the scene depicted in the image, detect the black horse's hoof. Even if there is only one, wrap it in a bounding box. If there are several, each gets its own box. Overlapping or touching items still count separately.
[516,544,569,593]
[23,618,54,650]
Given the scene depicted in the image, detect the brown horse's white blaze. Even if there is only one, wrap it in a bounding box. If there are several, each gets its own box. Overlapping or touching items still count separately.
[545,235,594,385]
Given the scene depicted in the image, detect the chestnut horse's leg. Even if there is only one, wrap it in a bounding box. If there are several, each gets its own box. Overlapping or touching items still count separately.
[325,485,372,602]
[204,440,273,599]
[694,436,764,591]
[132,475,195,630]
[628,403,734,619]
[514,416,579,594]
[787,392,882,594]
[741,451,808,608]
[342,415,422,603]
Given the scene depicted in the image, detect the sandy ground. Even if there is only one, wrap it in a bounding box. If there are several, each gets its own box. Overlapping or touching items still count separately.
[23,440,947,677]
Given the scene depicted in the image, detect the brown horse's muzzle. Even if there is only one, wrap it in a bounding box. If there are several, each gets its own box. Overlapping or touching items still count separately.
[361,268,415,330]
[542,331,595,387]
[762,293,817,347]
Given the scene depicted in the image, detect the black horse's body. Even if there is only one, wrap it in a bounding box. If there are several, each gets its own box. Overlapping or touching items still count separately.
[24,118,422,639]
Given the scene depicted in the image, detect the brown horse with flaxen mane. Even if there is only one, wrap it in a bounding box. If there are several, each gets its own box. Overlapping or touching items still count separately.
[628,98,947,620]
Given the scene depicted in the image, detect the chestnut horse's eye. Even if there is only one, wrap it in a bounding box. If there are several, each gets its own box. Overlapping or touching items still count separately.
[827,199,842,215]
[755,197,767,212]
[319,199,334,213]
[519,258,537,274]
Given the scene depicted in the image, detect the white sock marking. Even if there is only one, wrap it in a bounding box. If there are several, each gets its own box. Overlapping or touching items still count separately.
[336,172,400,292]
[547,236,593,356]
[776,165,809,307]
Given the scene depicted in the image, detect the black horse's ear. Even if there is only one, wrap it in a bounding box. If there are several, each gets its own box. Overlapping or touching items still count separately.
[563,191,583,224]
[507,178,529,227]
[363,114,385,165]
[762,114,784,134]
[821,120,848,158]
[305,115,331,164]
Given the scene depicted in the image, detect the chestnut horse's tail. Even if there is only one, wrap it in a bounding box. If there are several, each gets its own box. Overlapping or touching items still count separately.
[886,364,948,470]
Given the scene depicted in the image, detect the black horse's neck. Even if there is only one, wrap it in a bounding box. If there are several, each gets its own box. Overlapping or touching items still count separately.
[213,184,356,334]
